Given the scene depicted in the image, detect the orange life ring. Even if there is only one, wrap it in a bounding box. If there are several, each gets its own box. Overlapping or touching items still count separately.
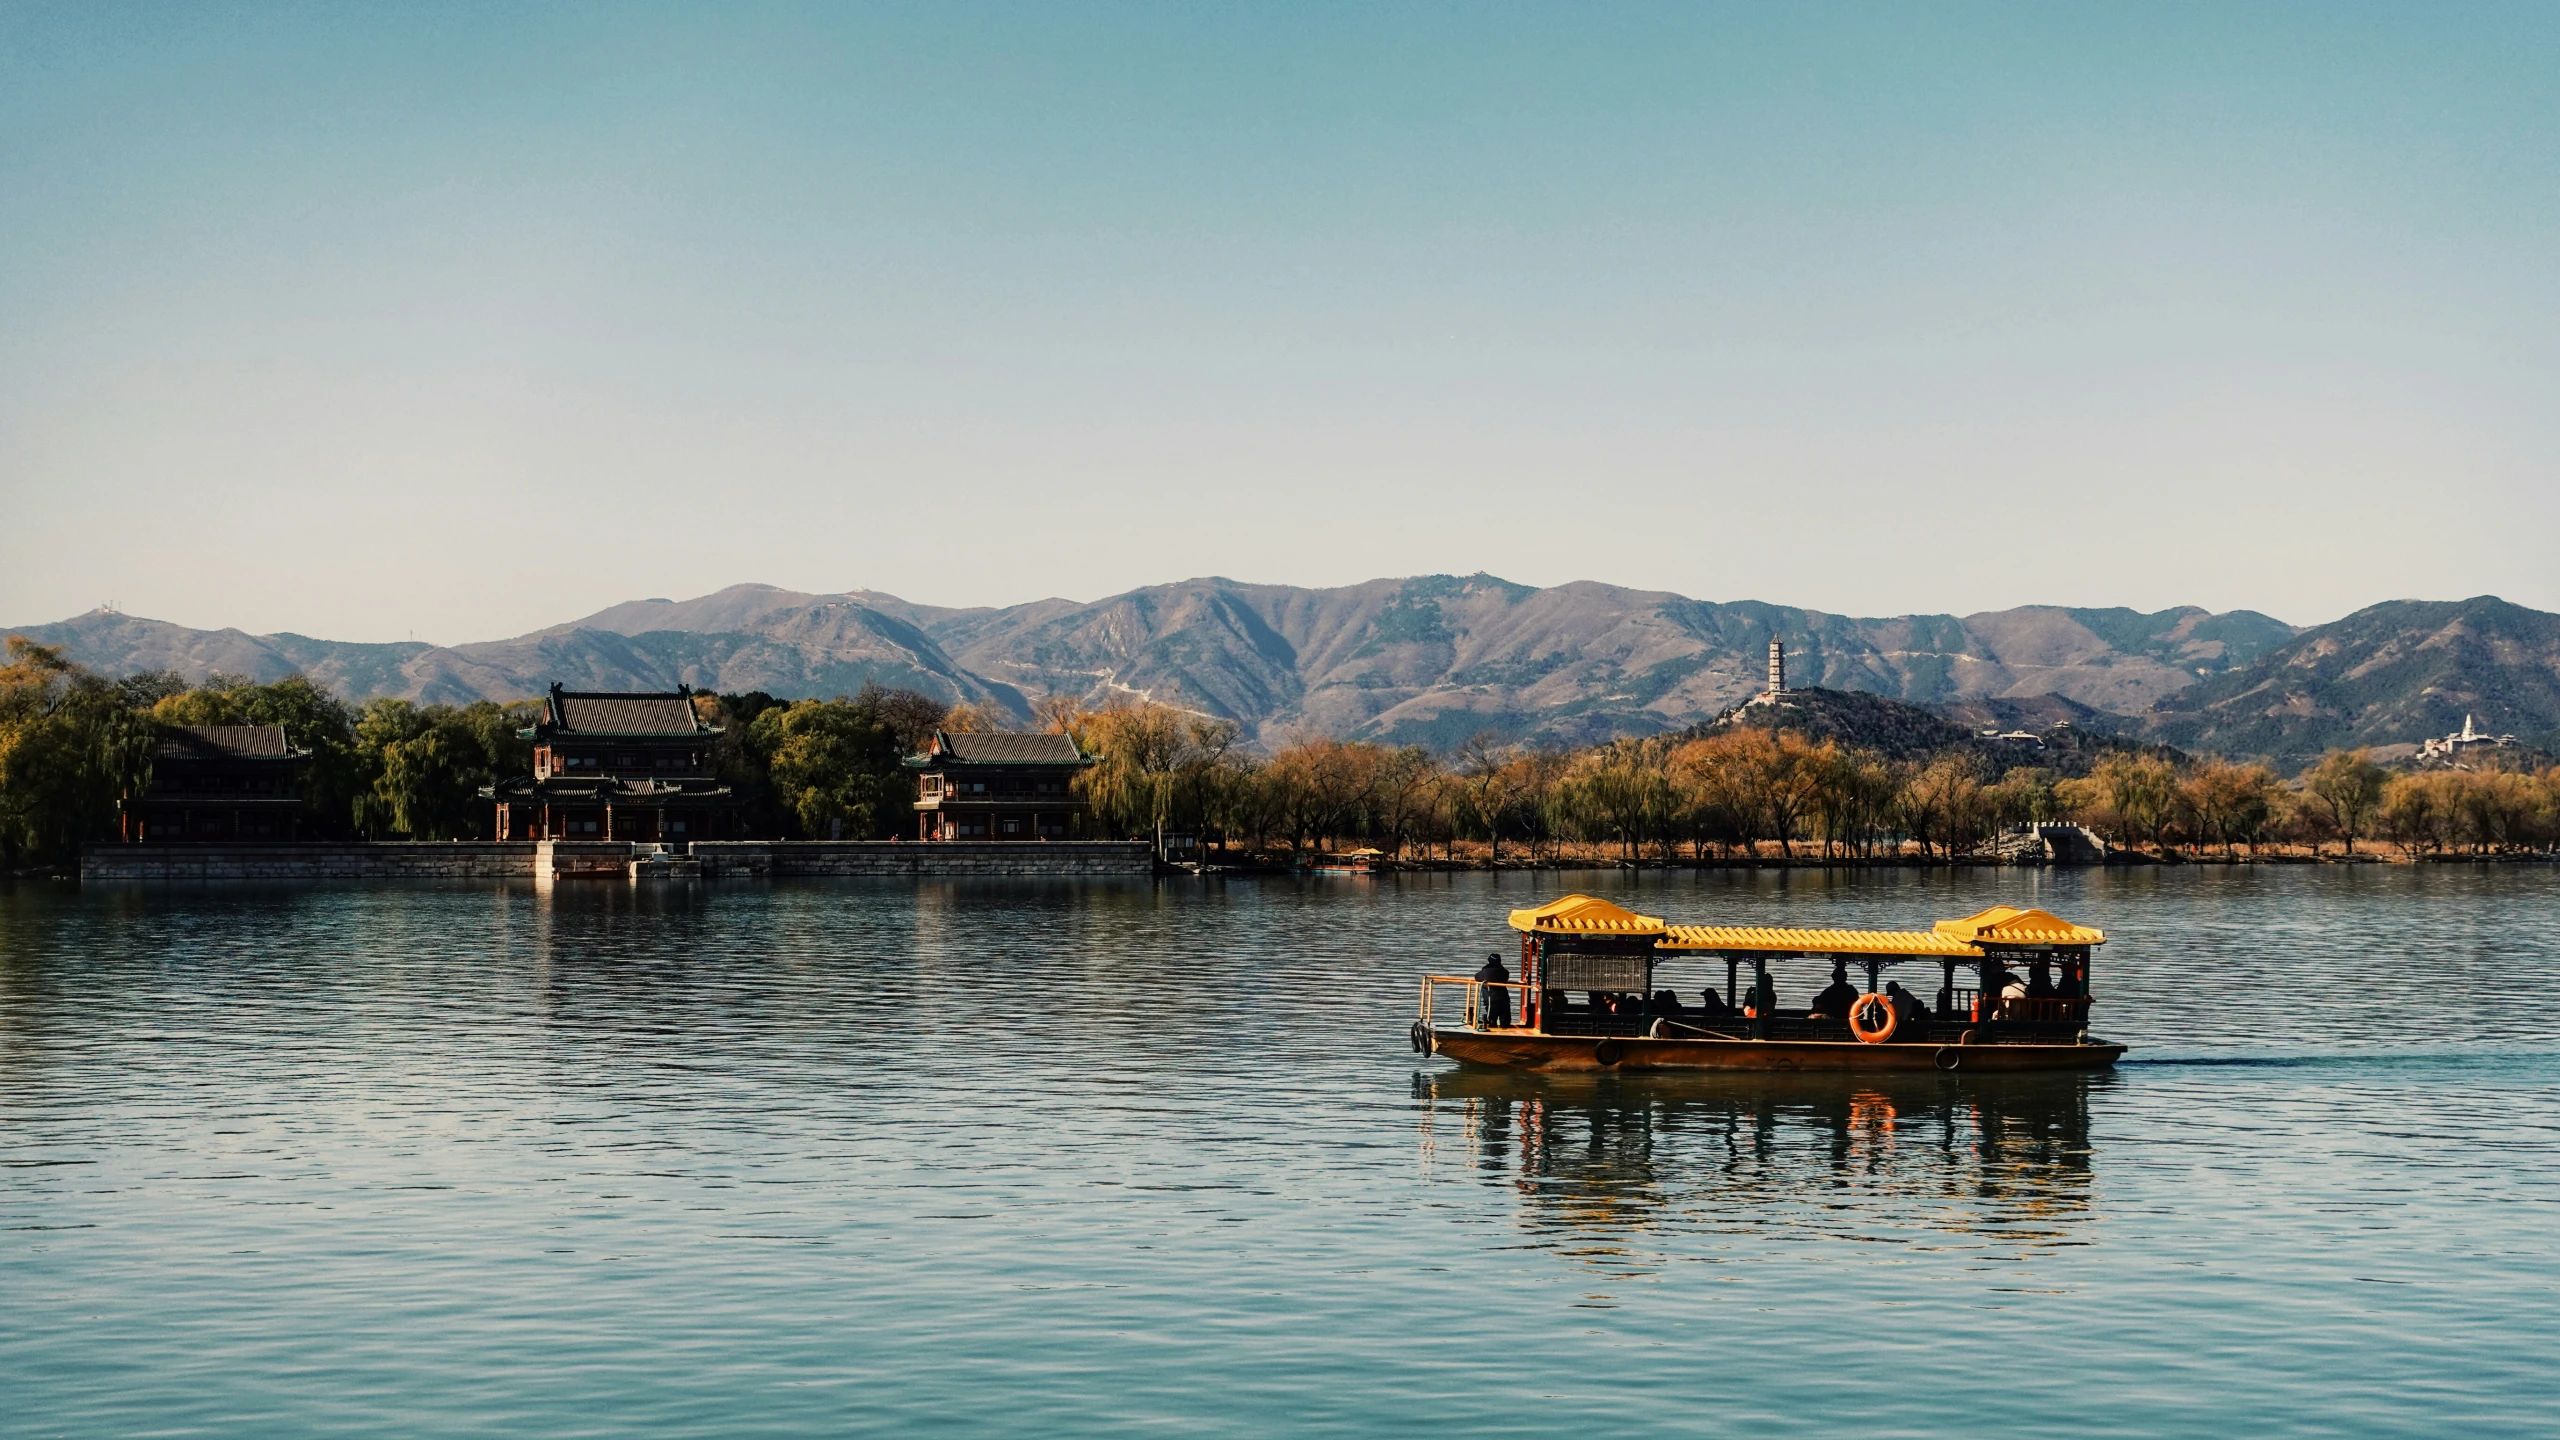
[1847,993,1898,1044]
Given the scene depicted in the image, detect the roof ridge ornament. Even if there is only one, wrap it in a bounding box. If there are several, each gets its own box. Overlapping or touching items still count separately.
[1507,894,1667,935]
[1932,905,2106,946]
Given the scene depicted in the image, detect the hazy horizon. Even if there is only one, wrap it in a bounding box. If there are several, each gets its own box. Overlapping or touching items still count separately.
[7,6,2557,642]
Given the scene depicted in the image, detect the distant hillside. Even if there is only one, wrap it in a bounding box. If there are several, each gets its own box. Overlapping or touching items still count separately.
[1699,687,2176,776]
[7,602,1019,714]
[1701,688,1980,761]
[2144,596,2560,769]
[6,576,2302,749]
[904,580,2294,750]
[1932,692,2123,735]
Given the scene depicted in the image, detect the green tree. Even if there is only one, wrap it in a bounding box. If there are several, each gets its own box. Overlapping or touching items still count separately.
[751,700,907,839]
[0,639,156,867]
[348,698,511,839]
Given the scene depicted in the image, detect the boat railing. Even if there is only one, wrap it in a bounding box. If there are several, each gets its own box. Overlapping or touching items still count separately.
[1419,976,1533,1030]
[1424,979,2093,1033]
[1989,996,2093,1024]
[1941,987,2091,1024]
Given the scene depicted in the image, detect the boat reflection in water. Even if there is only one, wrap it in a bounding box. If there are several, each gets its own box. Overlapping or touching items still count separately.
[1414,1068,2106,1296]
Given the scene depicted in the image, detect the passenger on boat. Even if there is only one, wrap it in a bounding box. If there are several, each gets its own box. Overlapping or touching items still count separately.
[1544,988,1569,1017]
[1651,989,1685,1020]
[1697,988,1734,1019]
[1886,980,1929,1035]
[1809,963,1860,1020]
[1475,953,1513,1027]
[1746,971,1779,1018]
[1986,963,2028,1019]
[2026,960,2057,1000]
[1934,983,1955,1019]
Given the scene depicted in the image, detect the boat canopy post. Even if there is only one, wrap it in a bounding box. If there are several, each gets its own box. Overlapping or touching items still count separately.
[1522,931,1539,1030]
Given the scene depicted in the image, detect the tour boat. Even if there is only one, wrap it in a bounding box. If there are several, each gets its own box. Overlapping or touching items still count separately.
[1412,894,2123,1073]
[1303,848,1385,874]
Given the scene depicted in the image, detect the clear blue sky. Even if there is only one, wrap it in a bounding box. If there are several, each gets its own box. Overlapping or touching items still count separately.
[4,3,2554,641]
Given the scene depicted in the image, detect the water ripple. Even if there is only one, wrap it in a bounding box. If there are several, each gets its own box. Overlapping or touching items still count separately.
[1,866,2555,1436]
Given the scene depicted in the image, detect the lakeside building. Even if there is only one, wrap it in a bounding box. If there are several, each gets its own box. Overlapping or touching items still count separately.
[2416,713,2518,762]
[119,725,312,842]
[906,730,1093,841]
[486,685,742,844]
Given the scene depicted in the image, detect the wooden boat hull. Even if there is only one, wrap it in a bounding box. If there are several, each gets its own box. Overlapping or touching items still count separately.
[1428,1027,2124,1074]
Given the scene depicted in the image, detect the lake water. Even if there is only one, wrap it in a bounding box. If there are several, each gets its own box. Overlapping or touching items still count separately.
[4,866,2556,1437]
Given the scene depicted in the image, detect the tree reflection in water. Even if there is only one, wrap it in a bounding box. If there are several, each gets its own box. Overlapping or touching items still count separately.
[1415,1068,2106,1297]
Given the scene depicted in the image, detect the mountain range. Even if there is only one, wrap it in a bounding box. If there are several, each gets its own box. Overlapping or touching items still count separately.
[11,579,2557,766]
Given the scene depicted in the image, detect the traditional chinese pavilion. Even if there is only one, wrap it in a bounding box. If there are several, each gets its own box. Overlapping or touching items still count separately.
[120,725,313,841]
[487,685,741,844]
[906,730,1092,841]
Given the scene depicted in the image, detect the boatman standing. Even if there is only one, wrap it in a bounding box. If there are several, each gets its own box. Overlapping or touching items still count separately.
[1474,952,1513,1028]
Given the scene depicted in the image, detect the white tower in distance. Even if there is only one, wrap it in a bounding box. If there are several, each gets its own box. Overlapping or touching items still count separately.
[1766,639,1786,697]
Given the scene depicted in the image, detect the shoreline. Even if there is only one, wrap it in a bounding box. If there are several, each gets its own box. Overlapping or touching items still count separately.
[1189,849,2554,874]
[8,843,2547,886]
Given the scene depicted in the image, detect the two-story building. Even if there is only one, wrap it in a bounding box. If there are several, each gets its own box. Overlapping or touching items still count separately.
[487,684,742,845]
[906,730,1093,840]
[119,725,313,841]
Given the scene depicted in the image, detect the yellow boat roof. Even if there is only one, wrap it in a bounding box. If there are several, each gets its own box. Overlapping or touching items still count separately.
[1507,894,1667,936]
[1510,897,2102,952]
[1660,925,1981,957]
[1934,906,2106,947]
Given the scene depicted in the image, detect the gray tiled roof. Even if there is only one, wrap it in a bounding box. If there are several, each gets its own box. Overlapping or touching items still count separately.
[552,692,704,735]
[936,730,1085,764]
[158,725,296,759]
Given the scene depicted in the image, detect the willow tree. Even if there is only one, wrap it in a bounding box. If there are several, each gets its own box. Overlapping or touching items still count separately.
[0,639,156,867]
[2181,760,2282,859]
[1561,738,1674,860]
[1074,701,1207,855]
[2301,749,2388,856]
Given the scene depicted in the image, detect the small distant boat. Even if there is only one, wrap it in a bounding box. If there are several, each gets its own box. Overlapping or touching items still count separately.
[1413,894,2123,1073]
[1303,848,1385,875]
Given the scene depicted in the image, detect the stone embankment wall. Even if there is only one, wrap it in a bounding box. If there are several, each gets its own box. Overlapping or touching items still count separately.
[82,840,1154,881]
[82,842,538,881]
[538,840,641,877]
